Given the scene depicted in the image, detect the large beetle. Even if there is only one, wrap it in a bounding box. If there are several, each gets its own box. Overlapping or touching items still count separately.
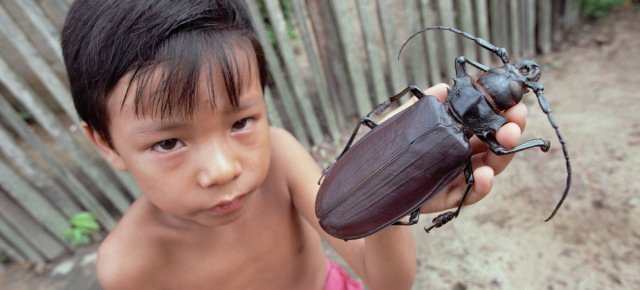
[315,26,571,240]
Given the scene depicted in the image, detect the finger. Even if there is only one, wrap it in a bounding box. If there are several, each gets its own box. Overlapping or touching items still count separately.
[484,122,522,175]
[381,83,450,122]
[469,136,488,154]
[462,165,494,205]
[503,102,528,131]
[442,165,493,208]
[420,165,494,213]
[422,83,449,102]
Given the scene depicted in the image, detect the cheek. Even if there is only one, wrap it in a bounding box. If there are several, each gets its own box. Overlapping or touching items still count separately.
[243,125,271,175]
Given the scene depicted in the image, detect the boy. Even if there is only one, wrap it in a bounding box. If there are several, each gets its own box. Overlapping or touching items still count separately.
[61,1,527,289]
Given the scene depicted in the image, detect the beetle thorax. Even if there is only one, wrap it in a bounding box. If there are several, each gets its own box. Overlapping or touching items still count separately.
[476,64,528,111]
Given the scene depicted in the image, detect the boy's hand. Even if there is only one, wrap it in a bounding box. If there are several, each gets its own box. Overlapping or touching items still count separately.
[381,83,526,214]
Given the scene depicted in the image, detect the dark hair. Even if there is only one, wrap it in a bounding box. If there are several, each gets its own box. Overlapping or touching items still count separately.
[62,0,267,147]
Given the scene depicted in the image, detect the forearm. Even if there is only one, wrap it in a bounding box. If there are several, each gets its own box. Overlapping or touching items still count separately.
[360,225,416,290]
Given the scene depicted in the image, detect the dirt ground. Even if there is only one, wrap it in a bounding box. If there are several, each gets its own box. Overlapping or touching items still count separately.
[1,6,639,290]
[407,8,640,290]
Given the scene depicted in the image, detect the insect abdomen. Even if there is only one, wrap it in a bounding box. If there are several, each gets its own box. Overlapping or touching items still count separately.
[316,96,470,239]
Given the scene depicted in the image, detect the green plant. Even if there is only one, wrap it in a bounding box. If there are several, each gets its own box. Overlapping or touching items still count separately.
[63,212,101,245]
[578,0,627,18]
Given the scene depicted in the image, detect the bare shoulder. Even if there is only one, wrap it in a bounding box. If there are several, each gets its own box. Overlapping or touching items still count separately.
[268,126,300,152]
[268,127,320,176]
[96,209,165,290]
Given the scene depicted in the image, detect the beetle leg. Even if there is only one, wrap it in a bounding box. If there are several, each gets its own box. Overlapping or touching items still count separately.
[478,133,550,156]
[425,162,474,233]
[393,208,421,226]
[391,85,428,103]
[454,161,474,216]
[455,56,490,78]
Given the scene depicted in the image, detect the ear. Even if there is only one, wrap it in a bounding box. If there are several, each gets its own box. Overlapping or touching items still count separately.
[82,122,128,171]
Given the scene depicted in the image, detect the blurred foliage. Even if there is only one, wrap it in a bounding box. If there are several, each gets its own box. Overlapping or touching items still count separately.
[63,212,101,246]
[256,0,297,45]
[578,0,627,18]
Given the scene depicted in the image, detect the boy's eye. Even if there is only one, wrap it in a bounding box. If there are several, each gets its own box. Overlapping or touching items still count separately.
[232,117,254,131]
[152,138,184,153]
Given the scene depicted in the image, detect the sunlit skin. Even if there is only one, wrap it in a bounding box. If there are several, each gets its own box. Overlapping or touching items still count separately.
[83,47,526,289]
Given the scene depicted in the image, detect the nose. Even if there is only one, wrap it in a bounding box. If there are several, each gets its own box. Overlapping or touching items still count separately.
[197,143,242,188]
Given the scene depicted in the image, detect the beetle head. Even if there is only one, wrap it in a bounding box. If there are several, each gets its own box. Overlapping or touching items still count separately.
[514,60,541,82]
[479,60,542,111]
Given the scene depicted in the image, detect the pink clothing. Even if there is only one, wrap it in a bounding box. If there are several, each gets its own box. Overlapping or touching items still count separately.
[323,259,363,290]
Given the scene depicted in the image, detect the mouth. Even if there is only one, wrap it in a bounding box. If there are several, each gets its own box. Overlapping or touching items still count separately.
[208,194,247,215]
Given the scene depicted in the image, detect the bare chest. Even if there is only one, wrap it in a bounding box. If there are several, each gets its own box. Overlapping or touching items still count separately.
[157,199,327,289]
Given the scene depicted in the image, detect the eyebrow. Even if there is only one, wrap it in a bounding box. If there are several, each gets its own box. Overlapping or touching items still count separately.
[129,94,262,135]
[233,95,261,111]
[130,121,190,135]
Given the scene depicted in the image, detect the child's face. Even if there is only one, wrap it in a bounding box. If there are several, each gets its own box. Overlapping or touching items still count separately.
[95,53,271,227]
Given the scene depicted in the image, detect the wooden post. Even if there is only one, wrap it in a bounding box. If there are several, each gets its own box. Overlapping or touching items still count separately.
[420,0,444,84]
[245,1,309,147]
[490,0,509,49]
[292,0,340,139]
[403,1,429,90]
[474,0,492,65]
[522,0,536,57]
[0,159,69,244]
[0,234,26,263]
[0,93,117,230]
[356,0,390,102]
[0,56,132,215]
[0,4,76,122]
[33,0,69,31]
[0,124,81,217]
[264,87,284,128]
[436,0,459,79]
[0,214,44,263]
[537,0,552,54]
[0,190,67,260]
[378,0,408,93]
[509,0,521,58]
[264,0,324,144]
[2,0,65,77]
[456,0,478,61]
[307,0,355,121]
[328,0,371,117]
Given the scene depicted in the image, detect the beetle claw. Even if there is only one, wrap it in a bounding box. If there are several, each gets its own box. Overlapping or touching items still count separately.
[424,211,457,233]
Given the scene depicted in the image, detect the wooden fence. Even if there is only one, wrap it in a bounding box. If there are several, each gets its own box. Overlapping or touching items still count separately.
[0,0,580,266]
